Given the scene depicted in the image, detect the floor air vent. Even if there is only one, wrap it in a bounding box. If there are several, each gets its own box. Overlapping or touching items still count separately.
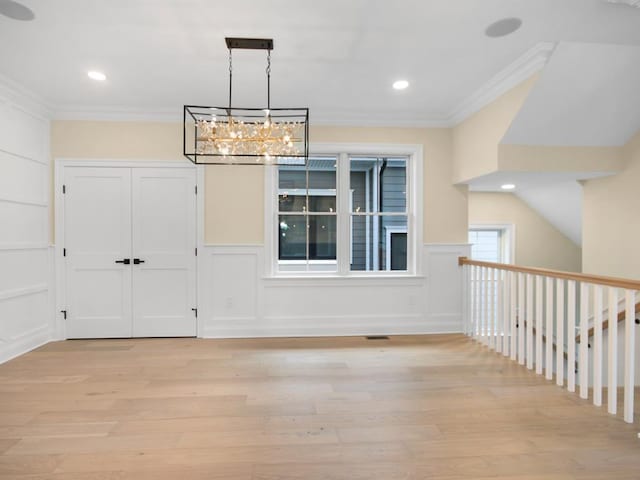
[366,335,389,340]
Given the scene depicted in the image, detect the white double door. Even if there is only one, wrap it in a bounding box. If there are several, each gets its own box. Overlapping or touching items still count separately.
[63,166,197,338]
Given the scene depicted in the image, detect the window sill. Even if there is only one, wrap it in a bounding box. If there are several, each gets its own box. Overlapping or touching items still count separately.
[262,273,426,288]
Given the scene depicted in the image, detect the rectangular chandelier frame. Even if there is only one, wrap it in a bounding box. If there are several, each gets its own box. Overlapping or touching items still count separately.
[183,105,309,166]
[183,37,309,166]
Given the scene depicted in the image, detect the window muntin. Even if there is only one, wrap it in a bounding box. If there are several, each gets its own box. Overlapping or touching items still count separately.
[350,157,407,271]
[270,147,419,276]
[278,158,338,272]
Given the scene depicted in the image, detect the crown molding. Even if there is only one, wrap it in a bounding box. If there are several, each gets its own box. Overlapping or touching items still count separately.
[310,110,451,128]
[605,0,640,7]
[49,42,557,128]
[0,73,53,120]
[52,105,453,128]
[53,105,181,122]
[446,42,556,126]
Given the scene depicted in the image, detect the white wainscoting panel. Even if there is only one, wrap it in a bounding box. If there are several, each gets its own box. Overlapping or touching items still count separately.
[0,84,52,364]
[200,244,467,338]
[424,243,472,334]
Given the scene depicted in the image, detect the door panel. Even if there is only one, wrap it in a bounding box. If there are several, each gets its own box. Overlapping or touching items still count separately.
[131,169,197,337]
[64,167,132,338]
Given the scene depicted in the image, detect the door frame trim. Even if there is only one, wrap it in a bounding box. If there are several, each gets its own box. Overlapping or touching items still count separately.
[54,159,204,340]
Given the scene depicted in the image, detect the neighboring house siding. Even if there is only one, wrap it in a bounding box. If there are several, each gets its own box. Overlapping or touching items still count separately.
[351,171,367,270]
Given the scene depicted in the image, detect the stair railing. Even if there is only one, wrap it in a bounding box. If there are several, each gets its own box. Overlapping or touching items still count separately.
[459,257,640,423]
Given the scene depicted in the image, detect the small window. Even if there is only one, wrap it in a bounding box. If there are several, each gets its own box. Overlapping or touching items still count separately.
[468,226,512,264]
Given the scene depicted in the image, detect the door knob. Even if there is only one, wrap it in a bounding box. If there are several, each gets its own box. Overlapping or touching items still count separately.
[133,258,145,265]
[115,258,131,265]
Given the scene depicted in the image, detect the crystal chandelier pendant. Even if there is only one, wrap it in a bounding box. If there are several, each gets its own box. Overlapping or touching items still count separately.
[183,38,309,166]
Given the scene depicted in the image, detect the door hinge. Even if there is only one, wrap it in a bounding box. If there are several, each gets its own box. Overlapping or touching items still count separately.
[195,247,198,256]
[195,185,198,195]
[60,310,67,320]
[192,308,198,318]
[62,184,66,194]
[63,248,66,257]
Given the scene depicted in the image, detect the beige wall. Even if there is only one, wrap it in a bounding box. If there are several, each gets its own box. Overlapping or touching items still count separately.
[582,130,640,279]
[51,121,469,245]
[498,144,625,173]
[310,126,468,244]
[469,192,582,272]
[452,75,538,184]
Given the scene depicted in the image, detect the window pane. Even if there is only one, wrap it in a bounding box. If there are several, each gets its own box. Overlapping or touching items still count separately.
[350,157,407,213]
[279,214,337,271]
[308,158,336,212]
[279,215,306,260]
[278,158,336,213]
[350,215,407,271]
[469,229,501,262]
[309,215,337,260]
[279,193,306,212]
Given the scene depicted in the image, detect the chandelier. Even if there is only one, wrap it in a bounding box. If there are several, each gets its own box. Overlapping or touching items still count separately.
[183,38,309,165]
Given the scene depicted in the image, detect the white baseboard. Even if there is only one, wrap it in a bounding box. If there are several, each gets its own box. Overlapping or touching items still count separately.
[0,326,50,364]
[201,314,459,338]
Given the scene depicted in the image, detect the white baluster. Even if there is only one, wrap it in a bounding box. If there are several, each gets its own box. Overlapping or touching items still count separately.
[567,280,576,393]
[496,269,503,354]
[545,277,554,380]
[536,275,543,375]
[470,266,476,339]
[526,274,534,370]
[503,270,510,356]
[579,283,590,399]
[518,272,525,365]
[482,267,488,344]
[607,287,618,415]
[593,285,603,407]
[510,271,517,361]
[556,279,565,387]
[623,289,636,424]
[488,268,495,351]
[469,265,475,338]
[463,265,470,336]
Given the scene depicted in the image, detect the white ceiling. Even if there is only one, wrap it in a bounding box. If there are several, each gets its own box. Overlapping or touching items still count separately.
[2,0,640,124]
[468,171,613,246]
[514,181,584,246]
[503,42,640,146]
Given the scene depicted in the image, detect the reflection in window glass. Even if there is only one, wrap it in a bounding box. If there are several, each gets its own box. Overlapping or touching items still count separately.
[350,157,408,271]
[350,216,407,271]
[277,158,337,272]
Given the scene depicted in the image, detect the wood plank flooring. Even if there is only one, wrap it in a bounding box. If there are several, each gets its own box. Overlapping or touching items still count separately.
[0,334,639,479]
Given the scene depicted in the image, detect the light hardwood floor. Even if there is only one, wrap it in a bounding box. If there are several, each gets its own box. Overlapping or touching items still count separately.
[0,334,638,479]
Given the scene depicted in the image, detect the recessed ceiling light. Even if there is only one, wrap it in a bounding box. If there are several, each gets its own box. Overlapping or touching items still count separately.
[501,184,516,190]
[392,80,409,90]
[485,18,523,38]
[87,71,107,82]
[0,0,35,21]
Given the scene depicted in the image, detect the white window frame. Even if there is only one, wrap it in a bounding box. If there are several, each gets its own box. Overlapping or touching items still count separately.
[265,142,423,277]
[468,223,515,264]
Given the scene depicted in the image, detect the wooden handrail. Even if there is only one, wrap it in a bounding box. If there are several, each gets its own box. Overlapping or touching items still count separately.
[580,301,640,342]
[458,257,640,291]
